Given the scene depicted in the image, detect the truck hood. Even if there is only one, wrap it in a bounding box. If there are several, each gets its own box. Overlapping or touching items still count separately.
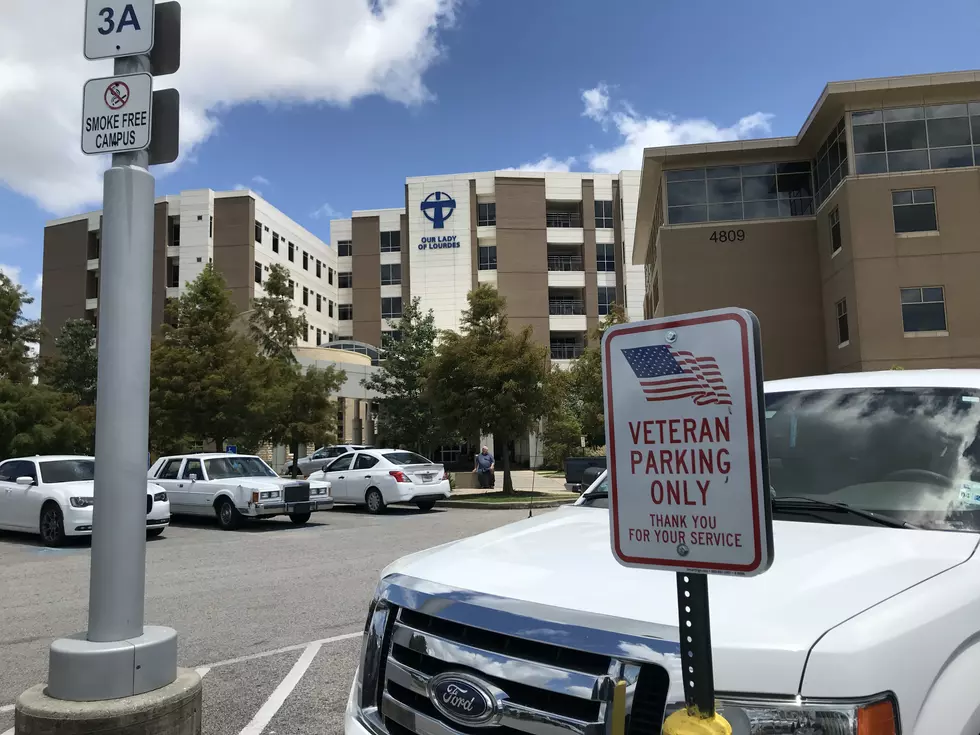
[385,506,978,694]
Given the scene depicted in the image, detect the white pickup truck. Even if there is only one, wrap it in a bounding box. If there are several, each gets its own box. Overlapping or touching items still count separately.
[148,453,332,529]
[345,370,980,735]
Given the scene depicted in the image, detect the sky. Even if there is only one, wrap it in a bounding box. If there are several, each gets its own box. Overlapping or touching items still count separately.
[2,0,980,321]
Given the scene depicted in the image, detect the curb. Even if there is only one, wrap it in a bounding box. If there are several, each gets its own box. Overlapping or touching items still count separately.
[441,499,575,510]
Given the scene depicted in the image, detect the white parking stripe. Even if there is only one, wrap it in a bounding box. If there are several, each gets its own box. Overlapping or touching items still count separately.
[239,641,323,735]
[195,666,211,678]
[0,704,11,713]
[2,727,12,735]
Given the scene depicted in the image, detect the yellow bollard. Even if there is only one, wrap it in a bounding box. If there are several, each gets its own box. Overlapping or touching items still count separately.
[661,707,732,735]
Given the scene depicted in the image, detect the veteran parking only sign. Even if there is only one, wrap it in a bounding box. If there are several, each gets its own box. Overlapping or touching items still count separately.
[601,308,772,576]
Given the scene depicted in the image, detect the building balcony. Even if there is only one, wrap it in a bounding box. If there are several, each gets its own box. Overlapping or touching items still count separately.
[547,254,583,272]
[546,212,582,228]
[548,299,585,316]
[550,343,585,360]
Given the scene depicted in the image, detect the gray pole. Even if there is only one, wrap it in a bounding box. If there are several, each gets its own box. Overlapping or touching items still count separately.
[45,52,178,702]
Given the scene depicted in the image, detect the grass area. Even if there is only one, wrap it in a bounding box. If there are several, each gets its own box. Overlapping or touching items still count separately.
[451,490,580,504]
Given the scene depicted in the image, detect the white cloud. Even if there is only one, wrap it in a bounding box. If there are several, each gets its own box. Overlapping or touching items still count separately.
[582,83,610,123]
[32,273,42,292]
[0,0,457,214]
[252,175,270,186]
[311,202,343,220]
[0,263,22,285]
[505,155,577,173]
[0,263,40,319]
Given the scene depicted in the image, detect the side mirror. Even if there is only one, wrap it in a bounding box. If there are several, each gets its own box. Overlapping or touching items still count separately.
[15,476,33,486]
[188,473,198,482]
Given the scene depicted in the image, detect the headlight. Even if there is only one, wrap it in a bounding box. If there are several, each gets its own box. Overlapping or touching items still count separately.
[313,487,327,495]
[706,694,898,735]
[153,491,167,502]
[69,497,94,508]
[259,490,280,500]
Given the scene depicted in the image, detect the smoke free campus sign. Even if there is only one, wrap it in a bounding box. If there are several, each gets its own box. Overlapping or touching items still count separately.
[601,308,773,577]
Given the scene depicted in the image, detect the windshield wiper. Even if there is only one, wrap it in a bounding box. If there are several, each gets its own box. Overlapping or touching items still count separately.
[773,495,918,529]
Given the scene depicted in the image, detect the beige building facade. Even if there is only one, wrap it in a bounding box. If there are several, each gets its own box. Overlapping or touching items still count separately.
[633,71,980,379]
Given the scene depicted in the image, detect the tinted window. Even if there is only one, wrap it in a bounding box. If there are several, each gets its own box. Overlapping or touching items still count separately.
[205,457,276,479]
[158,458,183,480]
[354,454,380,470]
[39,460,94,483]
[383,452,432,466]
[326,453,354,472]
[182,459,203,480]
[0,461,15,482]
[2,460,35,482]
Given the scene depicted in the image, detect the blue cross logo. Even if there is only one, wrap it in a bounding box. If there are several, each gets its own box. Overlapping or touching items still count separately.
[421,192,456,229]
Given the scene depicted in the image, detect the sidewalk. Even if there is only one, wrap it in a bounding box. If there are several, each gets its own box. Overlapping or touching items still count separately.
[452,470,569,496]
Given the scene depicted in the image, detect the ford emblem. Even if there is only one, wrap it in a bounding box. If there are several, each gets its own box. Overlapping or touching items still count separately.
[427,672,500,726]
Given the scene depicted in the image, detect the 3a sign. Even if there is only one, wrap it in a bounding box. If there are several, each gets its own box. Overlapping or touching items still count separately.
[601,308,772,576]
[84,0,156,60]
[81,73,153,155]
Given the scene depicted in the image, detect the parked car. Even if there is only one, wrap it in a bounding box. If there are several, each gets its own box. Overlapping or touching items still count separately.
[308,448,449,514]
[148,453,332,530]
[0,455,170,547]
[346,370,980,735]
[282,444,375,477]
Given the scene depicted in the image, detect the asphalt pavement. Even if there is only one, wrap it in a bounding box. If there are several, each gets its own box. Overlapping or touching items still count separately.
[0,504,547,735]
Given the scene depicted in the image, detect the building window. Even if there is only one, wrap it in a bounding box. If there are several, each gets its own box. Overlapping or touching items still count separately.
[381,263,401,285]
[328,267,335,285]
[255,221,263,244]
[478,202,496,227]
[271,232,278,253]
[339,304,353,321]
[598,286,616,316]
[303,251,309,270]
[316,328,322,346]
[316,293,322,312]
[254,261,262,285]
[166,258,179,288]
[892,188,937,233]
[288,279,295,299]
[381,297,403,320]
[853,103,979,176]
[209,216,213,238]
[666,162,814,224]
[380,231,401,253]
[337,240,352,257]
[594,201,613,228]
[901,286,946,333]
[328,300,334,318]
[829,207,842,255]
[303,286,309,306]
[170,216,180,247]
[288,242,295,262]
[597,242,615,272]
[836,298,849,345]
[478,245,497,271]
[813,118,849,208]
[316,259,322,278]
[338,271,352,289]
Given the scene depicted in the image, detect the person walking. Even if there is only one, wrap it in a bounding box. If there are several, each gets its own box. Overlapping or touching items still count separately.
[472,446,495,490]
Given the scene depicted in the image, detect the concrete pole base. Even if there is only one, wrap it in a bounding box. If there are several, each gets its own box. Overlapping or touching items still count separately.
[14,668,202,735]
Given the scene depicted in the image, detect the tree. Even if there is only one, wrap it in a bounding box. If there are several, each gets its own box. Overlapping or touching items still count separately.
[541,366,583,469]
[362,297,443,455]
[567,303,629,445]
[248,263,344,474]
[150,264,268,452]
[0,272,40,384]
[428,285,550,493]
[249,264,307,362]
[43,319,98,405]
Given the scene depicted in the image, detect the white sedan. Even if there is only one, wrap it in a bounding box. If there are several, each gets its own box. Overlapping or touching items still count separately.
[308,448,450,513]
[0,455,170,547]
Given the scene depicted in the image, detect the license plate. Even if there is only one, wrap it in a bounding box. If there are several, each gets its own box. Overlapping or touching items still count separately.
[420,474,433,483]
[292,502,311,513]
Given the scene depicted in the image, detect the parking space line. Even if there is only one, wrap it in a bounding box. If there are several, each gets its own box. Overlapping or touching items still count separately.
[239,641,323,735]
[195,666,211,679]
[2,727,12,735]
[0,704,11,713]
[196,630,360,671]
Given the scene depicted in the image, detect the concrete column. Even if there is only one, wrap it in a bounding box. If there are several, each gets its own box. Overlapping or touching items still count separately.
[352,399,363,444]
[365,402,375,444]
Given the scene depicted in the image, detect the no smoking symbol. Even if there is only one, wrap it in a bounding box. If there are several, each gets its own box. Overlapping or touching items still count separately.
[104,81,130,110]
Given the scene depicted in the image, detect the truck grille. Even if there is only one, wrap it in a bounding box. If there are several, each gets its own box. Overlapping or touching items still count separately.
[370,605,668,735]
[284,484,310,503]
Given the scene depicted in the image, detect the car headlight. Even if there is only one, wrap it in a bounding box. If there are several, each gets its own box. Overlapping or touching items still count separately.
[313,487,327,495]
[153,491,167,502]
[259,490,280,500]
[703,694,898,735]
[69,497,94,508]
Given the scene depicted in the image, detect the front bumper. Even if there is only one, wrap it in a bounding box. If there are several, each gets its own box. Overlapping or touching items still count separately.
[64,505,171,535]
[245,497,334,516]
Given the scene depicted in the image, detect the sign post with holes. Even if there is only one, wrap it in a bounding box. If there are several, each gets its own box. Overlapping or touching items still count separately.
[14,3,196,734]
[601,308,772,735]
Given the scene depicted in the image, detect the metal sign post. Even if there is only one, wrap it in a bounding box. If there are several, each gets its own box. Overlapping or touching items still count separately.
[601,308,772,734]
[14,5,193,733]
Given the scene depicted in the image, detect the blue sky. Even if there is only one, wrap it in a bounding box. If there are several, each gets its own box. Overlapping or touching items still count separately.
[2,0,980,318]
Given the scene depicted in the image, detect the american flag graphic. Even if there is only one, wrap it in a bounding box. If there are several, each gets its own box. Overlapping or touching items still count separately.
[622,345,732,406]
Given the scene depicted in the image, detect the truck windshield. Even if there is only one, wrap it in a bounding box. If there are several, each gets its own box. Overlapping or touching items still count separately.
[205,456,276,479]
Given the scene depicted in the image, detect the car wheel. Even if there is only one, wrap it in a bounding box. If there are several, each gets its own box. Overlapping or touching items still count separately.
[146,528,165,538]
[39,503,66,548]
[415,499,437,512]
[215,498,241,530]
[365,488,386,515]
[289,512,312,525]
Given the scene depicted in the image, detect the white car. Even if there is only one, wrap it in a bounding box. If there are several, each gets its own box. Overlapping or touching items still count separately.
[0,455,170,547]
[148,453,333,530]
[308,448,450,513]
[346,370,980,735]
[284,444,375,477]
